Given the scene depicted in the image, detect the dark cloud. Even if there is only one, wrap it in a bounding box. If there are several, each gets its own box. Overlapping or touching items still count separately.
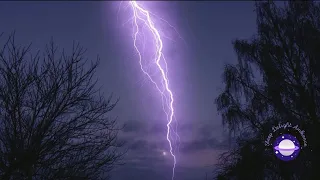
[122,120,146,133]
[114,155,216,180]
[122,120,167,134]
[130,140,147,150]
[129,139,167,152]
[123,120,171,136]
[180,137,229,154]
[198,124,216,138]
[147,122,170,134]
[113,163,170,180]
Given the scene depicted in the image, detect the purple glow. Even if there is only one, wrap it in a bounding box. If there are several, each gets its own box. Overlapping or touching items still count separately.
[274,146,299,151]
[128,1,178,179]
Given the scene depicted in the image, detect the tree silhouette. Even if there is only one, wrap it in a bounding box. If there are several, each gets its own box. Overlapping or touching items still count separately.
[0,33,124,180]
[215,1,320,179]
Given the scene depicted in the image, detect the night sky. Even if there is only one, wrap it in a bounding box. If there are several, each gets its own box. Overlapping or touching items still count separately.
[0,2,257,180]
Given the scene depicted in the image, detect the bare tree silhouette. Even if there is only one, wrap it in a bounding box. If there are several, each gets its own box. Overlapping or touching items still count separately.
[214,1,320,179]
[0,33,125,180]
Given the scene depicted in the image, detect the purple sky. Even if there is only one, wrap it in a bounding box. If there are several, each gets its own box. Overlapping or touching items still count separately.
[0,2,256,180]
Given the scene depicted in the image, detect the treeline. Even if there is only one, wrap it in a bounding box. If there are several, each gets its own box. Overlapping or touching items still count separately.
[214,1,320,179]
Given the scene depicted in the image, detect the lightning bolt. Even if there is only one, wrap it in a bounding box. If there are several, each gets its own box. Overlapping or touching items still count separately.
[128,1,178,179]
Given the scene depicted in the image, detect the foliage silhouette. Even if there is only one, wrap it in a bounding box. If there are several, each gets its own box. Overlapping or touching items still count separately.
[0,33,124,180]
[215,1,320,179]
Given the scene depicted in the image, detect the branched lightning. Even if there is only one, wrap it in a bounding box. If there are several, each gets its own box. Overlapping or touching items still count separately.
[128,1,178,179]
